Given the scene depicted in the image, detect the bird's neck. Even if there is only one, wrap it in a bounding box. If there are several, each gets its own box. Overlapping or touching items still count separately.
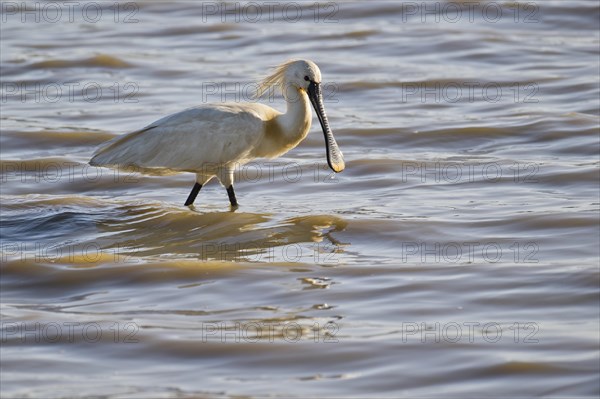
[256,89,312,160]
[277,88,312,142]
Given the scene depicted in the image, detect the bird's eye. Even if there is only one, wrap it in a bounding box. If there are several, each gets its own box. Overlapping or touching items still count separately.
[304,76,309,81]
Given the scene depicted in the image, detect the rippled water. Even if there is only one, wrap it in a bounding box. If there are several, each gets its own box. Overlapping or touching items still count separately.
[1,1,599,397]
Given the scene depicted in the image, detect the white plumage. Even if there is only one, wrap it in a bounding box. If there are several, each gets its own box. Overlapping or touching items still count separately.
[91,103,273,172]
[90,59,344,207]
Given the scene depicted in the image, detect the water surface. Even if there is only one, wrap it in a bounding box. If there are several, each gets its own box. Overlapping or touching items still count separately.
[1,1,599,397]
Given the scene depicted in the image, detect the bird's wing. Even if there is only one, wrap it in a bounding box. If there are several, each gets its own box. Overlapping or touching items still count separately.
[90,104,268,173]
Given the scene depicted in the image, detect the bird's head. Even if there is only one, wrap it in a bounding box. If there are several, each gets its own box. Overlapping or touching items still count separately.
[257,59,344,173]
[282,59,322,92]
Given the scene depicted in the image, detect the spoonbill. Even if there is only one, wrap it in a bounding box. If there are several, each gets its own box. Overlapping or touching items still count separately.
[89,59,344,207]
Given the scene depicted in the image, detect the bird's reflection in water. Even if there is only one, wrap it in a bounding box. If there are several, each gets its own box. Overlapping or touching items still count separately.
[96,203,348,264]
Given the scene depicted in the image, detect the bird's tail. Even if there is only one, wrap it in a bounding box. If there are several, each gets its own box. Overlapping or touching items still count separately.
[89,126,155,167]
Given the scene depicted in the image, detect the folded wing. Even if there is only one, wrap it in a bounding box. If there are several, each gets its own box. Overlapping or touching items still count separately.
[90,104,266,173]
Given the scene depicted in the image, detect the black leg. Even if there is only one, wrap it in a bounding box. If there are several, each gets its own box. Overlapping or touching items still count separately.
[184,183,202,206]
[226,185,238,207]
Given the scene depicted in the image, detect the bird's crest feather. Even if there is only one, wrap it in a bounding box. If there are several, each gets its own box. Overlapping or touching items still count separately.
[254,59,299,99]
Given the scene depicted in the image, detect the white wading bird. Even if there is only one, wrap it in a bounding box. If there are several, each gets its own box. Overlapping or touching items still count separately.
[90,59,344,208]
